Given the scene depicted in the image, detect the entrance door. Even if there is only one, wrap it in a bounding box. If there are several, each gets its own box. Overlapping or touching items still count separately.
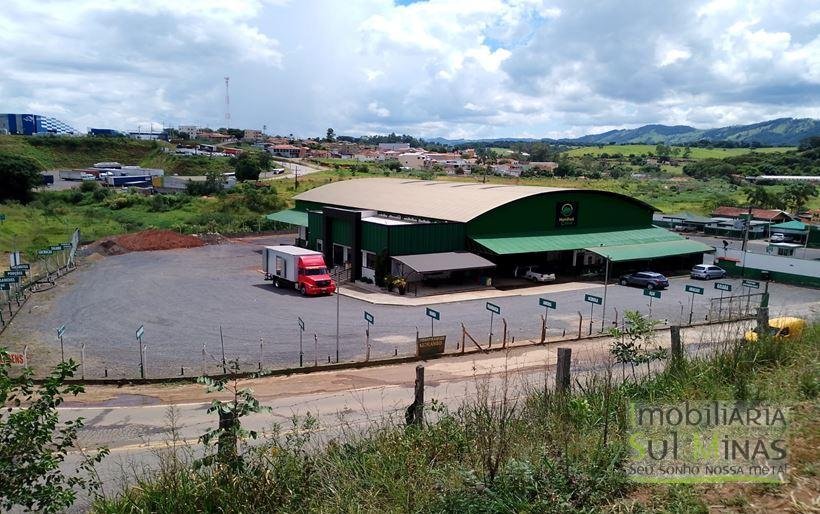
[333,244,345,266]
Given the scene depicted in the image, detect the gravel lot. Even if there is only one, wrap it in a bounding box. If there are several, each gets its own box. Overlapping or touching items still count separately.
[4,235,818,378]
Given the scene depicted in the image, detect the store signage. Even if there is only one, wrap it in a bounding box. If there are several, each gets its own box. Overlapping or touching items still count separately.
[742,280,760,289]
[715,282,732,292]
[685,285,704,295]
[539,298,557,309]
[584,294,603,305]
[555,201,578,227]
[425,308,440,320]
[643,289,661,299]
[416,335,446,357]
[485,302,501,314]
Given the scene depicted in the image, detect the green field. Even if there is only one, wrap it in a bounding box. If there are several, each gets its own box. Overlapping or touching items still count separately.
[0,135,163,169]
[563,144,795,159]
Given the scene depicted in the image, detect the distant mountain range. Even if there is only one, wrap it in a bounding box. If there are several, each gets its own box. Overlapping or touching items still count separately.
[427,117,819,146]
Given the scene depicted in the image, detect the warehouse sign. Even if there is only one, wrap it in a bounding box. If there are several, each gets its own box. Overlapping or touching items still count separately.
[555,201,578,227]
[425,307,440,320]
[0,277,18,284]
[61,242,72,249]
[10,264,30,270]
[742,279,760,289]
[539,298,557,309]
[416,335,446,358]
[364,311,374,325]
[50,245,63,252]
[643,289,661,299]
[485,302,501,314]
[715,282,732,292]
[37,249,53,256]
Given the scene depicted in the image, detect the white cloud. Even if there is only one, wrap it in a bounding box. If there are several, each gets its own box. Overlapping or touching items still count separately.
[0,0,816,139]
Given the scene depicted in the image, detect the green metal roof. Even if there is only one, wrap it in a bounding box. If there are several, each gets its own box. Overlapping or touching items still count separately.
[769,220,807,231]
[266,209,308,227]
[472,226,683,255]
[586,239,713,262]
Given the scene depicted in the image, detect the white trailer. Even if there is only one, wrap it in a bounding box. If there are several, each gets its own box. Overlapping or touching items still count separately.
[263,245,335,296]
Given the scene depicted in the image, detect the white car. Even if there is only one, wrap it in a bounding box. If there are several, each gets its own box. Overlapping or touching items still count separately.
[690,264,726,280]
[770,233,787,243]
[522,265,556,283]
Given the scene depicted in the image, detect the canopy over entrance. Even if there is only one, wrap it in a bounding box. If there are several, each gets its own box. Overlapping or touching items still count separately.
[266,209,308,227]
[585,239,713,262]
[392,252,496,274]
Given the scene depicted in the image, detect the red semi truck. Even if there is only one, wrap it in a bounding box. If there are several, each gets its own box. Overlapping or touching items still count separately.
[263,245,336,296]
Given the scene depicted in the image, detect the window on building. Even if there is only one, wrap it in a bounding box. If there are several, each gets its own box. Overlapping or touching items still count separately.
[363,251,376,269]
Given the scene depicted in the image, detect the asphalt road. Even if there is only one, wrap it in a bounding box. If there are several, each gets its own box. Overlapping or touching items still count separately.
[4,235,818,378]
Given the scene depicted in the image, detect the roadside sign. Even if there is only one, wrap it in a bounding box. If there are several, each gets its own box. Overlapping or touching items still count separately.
[584,294,603,305]
[57,325,66,338]
[297,316,305,331]
[136,325,145,340]
[715,282,732,292]
[49,245,63,252]
[539,298,557,309]
[10,264,30,270]
[364,311,374,324]
[685,285,704,295]
[0,283,9,290]
[5,270,24,277]
[425,307,440,320]
[742,279,760,289]
[0,277,18,284]
[37,249,53,256]
[643,289,662,299]
[60,242,72,249]
[0,352,25,366]
[485,302,501,314]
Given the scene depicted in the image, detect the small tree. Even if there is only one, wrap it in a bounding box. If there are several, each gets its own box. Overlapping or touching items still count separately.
[0,153,44,202]
[197,361,270,468]
[326,128,335,142]
[233,153,262,182]
[0,351,108,513]
[608,311,667,381]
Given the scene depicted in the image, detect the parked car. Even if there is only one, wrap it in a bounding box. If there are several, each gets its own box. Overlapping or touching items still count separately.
[619,271,669,289]
[744,317,806,342]
[522,265,556,283]
[770,233,787,242]
[690,264,726,280]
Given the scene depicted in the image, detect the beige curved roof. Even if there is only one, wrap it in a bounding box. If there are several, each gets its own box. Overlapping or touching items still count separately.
[295,178,571,222]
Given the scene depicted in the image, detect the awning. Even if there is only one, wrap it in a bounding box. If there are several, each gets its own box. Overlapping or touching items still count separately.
[392,252,496,274]
[266,209,308,227]
[585,239,713,262]
[471,226,683,255]
[769,220,808,232]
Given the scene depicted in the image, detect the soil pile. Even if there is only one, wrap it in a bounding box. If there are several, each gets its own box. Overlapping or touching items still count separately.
[88,229,205,255]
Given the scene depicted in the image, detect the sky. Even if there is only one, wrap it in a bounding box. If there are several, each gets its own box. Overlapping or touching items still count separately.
[1,0,818,139]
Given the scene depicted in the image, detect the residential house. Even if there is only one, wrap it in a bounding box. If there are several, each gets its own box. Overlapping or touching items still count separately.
[711,207,793,223]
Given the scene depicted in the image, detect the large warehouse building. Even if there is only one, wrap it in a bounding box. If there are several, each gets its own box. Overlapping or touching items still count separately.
[267,178,712,283]
[0,113,77,135]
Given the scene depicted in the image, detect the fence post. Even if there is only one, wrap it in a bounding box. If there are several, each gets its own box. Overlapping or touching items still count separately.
[540,314,546,344]
[405,365,425,426]
[502,318,508,348]
[756,306,769,335]
[577,311,583,339]
[556,348,571,393]
[461,324,466,354]
[81,343,85,380]
[669,326,682,366]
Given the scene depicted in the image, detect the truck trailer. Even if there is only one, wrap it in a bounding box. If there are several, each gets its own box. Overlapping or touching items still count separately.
[263,245,336,296]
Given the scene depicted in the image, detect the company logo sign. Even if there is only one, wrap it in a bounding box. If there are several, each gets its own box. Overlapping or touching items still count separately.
[555,201,578,227]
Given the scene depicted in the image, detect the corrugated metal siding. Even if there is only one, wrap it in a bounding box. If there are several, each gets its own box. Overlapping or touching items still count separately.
[307,210,323,250]
[388,223,465,255]
[362,222,388,253]
[467,190,653,236]
[331,219,353,246]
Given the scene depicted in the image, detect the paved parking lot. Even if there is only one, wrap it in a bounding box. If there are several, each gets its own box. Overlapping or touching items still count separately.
[4,235,818,378]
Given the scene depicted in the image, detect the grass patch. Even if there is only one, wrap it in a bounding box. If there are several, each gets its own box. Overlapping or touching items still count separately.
[94,324,819,513]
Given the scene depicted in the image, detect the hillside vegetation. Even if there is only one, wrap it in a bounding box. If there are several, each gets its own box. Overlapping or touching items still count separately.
[0,136,161,169]
[563,145,795,159]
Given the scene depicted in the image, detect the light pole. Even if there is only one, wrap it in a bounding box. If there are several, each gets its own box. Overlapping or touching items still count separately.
[335,285,340,363]
[601,256,610,332]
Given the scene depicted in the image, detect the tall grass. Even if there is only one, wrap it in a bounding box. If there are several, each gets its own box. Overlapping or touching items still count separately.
[95,324,818,513]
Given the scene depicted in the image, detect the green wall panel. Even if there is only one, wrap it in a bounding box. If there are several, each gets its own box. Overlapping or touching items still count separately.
[331,219,354,247]
[467,191,654,236]
[307,210,324,250]
[388,223,465,255]
[362,222,389,253]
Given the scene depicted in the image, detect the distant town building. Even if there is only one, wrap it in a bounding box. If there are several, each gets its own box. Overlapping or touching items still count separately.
[178,125,198,139]
[711,207,793,223]
[0,113,77,135]
[269,144,307,158]
[378,142,411,152]
[243,129,264,141]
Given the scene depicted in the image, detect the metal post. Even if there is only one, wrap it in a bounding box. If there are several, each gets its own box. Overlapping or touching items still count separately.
[299,330,304,367]
[219,325,227,374]
[314,333,318,367]
[577,311,583,339]
[670,326,682,364]
[23,345,27,367]
[488,311,494,347]
[688,292,695,325]
[588,303,594,335]
[259,337,263,371]
[365,327,370,362]
[81,343,85,380]
[648,295,653,319]
[142,345,148,378]
[59,334,65,363]
[138,335,144,379]
[202,344,206,375]
[335,287,340,363]
[601,257,609,332]
[430,317,434,337]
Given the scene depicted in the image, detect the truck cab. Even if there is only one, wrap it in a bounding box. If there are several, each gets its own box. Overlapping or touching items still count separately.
[296,255,336,295]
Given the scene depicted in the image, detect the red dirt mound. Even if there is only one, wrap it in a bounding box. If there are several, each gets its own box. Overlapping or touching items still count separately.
[114,229,205,252]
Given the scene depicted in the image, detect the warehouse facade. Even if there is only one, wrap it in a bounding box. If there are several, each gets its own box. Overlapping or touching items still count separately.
[267,178,711,283]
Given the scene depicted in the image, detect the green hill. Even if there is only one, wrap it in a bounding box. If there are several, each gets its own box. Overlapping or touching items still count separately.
[0,135,164,169]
